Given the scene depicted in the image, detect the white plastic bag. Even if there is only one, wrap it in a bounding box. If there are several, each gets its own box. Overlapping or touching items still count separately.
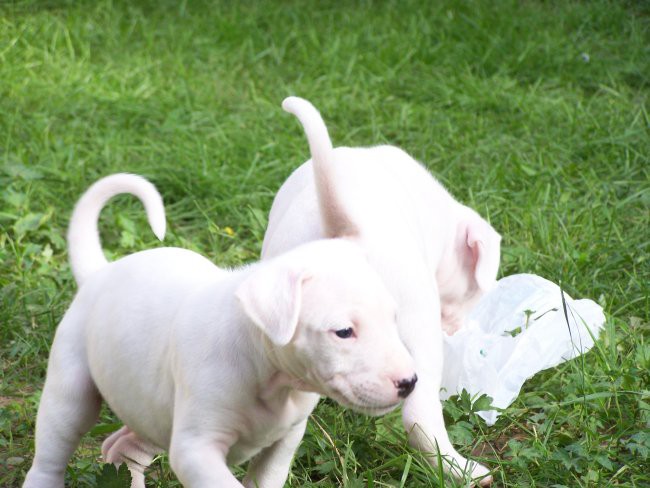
[440,273,606,425]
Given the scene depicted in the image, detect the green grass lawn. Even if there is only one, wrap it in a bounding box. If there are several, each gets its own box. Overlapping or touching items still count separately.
[1,0,648,486]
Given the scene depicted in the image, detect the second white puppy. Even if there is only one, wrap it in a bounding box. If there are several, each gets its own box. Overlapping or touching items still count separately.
[262,97,501,485]
[23,174,417,488]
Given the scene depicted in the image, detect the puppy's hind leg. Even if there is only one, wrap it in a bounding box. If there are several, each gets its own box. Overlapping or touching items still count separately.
[102,426,162,488]
[23,321,102,488]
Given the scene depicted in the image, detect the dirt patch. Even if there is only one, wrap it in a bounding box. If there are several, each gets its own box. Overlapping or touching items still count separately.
[472,428,529,458]
[0,396,24,408]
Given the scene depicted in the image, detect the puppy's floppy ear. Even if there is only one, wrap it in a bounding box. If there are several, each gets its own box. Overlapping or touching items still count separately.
[236,263,308,346]
[458,218,502,291]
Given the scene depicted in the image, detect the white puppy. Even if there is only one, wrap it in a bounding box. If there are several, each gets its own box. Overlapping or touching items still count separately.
[23,174,417,488]
[261,97,501,485]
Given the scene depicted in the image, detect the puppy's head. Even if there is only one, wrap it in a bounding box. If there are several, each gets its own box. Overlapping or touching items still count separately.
[237,239,417,415]
[437,207,501,335]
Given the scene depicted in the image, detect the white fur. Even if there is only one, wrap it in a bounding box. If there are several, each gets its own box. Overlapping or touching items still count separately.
[67,173,166,285]
[262,97,501,485]
[24,174,416,488]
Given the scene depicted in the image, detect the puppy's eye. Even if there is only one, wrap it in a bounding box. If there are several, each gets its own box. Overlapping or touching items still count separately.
[334,327,354,339]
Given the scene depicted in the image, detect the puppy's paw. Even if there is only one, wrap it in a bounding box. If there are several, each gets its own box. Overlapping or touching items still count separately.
[101,426,131,462]
[476,474,493,487]
[470,462,493,487]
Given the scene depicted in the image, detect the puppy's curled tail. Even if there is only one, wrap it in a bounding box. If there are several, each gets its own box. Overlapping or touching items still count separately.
[282,96,358,238]
[67,173,166,286]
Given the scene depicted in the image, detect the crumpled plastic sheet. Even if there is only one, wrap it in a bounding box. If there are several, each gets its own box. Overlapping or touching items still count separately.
[440,273,606,426]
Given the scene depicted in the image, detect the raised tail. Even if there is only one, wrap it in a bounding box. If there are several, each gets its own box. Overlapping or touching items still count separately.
[282,96,358,238]
[67,173,166,286]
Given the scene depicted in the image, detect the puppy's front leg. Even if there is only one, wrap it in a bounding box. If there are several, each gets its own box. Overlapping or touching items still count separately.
[403,377,492,485]
[242,419,308,488]
[398,288,492,486]
[169,432,243,488]
[169,404,243,488]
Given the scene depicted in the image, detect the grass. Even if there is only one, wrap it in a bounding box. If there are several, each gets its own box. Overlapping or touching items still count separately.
[1,0,648,485]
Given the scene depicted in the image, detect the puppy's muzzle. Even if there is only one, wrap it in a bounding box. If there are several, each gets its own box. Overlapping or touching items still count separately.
[395,374,418,398]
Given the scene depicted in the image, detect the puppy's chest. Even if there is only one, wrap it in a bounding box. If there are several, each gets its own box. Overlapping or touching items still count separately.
[227,390,318,465]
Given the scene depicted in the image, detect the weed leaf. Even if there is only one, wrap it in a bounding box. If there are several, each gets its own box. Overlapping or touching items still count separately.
[95,463,132,488]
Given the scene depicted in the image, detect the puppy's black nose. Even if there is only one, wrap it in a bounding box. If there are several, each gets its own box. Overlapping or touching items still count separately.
[395,374,418,398]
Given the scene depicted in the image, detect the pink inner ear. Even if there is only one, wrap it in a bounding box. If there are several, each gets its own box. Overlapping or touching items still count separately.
[460,221,486,283]
[469,237,482,270]
[457,222,481,273]
[464,220,500,291]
